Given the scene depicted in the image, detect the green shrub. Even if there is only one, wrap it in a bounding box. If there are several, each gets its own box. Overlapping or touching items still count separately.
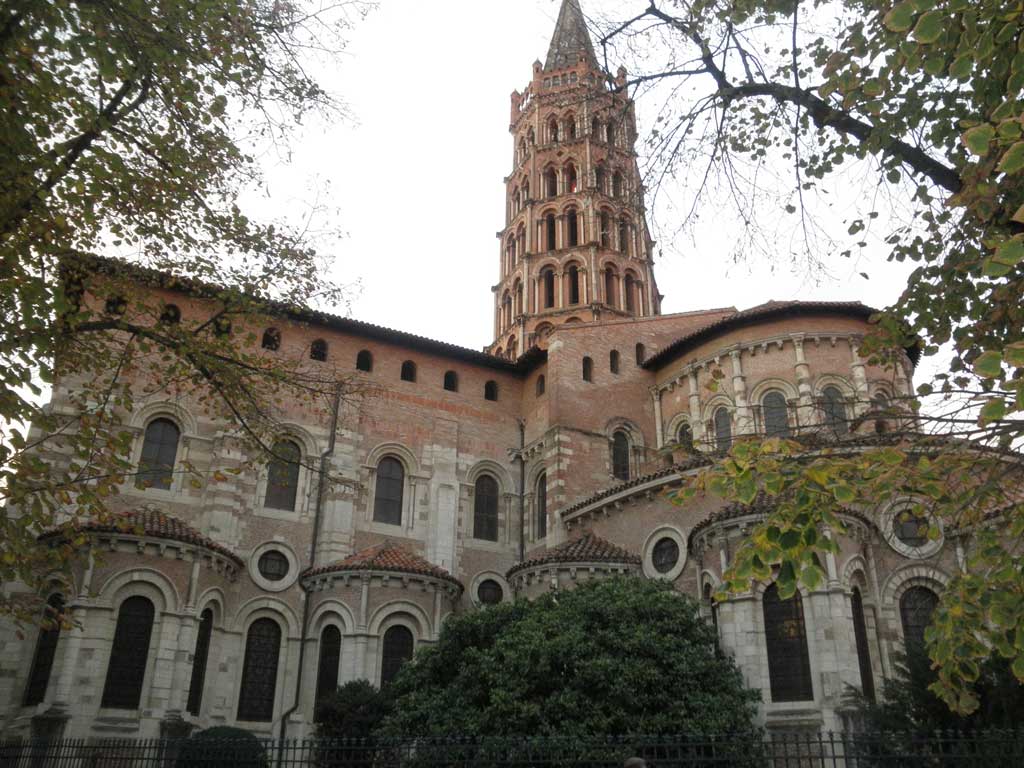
[176,726,268,768]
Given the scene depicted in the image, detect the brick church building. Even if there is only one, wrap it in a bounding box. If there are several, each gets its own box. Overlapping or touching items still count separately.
[1,0,957,742]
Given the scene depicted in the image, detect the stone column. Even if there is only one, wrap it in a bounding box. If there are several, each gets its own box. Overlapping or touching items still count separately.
[688,370,703,444]
[848,338,870,416]
[652,388,664,449]
[791,335,814,429]
[730,350,753,434]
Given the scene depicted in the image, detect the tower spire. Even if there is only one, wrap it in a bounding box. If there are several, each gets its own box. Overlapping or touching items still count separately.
[544,0,599,72]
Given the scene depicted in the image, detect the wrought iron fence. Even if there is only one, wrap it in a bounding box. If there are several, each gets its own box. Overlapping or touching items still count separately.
[2,732,1023,768]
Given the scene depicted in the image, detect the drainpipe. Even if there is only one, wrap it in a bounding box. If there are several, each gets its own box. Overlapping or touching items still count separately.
[517,419,526,563]
[277,383,342,763]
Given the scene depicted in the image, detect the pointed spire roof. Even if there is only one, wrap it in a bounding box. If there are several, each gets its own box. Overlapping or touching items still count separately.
[544,0,599,72]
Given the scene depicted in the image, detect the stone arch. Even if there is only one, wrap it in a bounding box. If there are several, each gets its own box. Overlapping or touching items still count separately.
[533,257,561,274]
[232,596,301,638]
[748,377,799,404]
[130,401,197,435]
[194,587,227,625]
[701,394,736,424]
[310,599,356,636]
[665,412,692,444]
[604,417,646,449]
[97,567,180,613]
[466,459,514,494]
[841,554,870,588]
[365,442,421,477]
[881,564,950,608]
[813,374,856,399]
[272,422,320,458]
[368,600,431,639]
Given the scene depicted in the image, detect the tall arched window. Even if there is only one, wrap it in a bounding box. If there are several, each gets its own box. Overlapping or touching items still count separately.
[612,171,623,198]
[443,370,458,392]
[137,418,180,490]
[536,375,545,397]
[381,625,414,686]
[101,596,155,709]
[568,265,580,304]
[401,360,417,382]
[900,586,939,651]
[624,274,636,312]
[473,475,500,541]
[600,212,611,248]
[186,608,213,716]
[582,356,593,382]
[373,457,404,526]
[566,164,578,193]
[763,584,814,702]
[544,168,557,197]
[607,120,617,145]
[545,213,556,250]
[264,439,301,511]
[536,472,547,539]
[547,118,559,143]
[611,430,630,481]
[604,269,617,307]
[484,380,498,401]
[567,116,577,140]
[315,625,342,715]
[595,166,606,193]
[356,350,373,372]
[310,339,328,362]
[762,391,790,438]
[714,407,732,451]
[237,618,281,722]
[23,594,64,706]
[261,328,280,351]
[678,423,694,451]
[821,386,848,435]
[618,218,630,254]
[567,208,579,246]
[542,268,556,308]
[851,587,876,702]
[635,343,645,364]
[609,349,620,374]
[703,582,718,636]
[591,117,602,139]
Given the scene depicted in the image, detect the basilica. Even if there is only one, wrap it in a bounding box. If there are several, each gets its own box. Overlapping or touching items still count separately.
[1,0,957,742]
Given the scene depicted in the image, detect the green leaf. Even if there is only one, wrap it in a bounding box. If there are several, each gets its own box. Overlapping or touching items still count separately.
[980,398,1006,423]
[962,124,995,156]
[995,238,1024,266]
[974,350,1003,378]
[912,11,944,44]
[998,142,1024,174]
[1005,342,1024,367]
[884,2,917,32]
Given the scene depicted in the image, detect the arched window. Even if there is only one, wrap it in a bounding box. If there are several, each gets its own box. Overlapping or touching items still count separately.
[23,594,64,706]
[678,423,694,451]
[821,386,848,435]
[703,582,718,636]
[624,274,636,312]
[635,343,645,364]
[607,120,617,145]
[763,584,814,702]
[595,166,606,193]
[566,164,578,193]
[381,625,414,686]
[567,115,577,140]
[900,586,939,651]
[443,370,458,392]
[544,168,558,197]
[545,213,556,250]
[101,596,155,709]
[186,608,213,716]
[714,407,732,451]
[762,391,790,438]
[261,328,280,351]
[568,264,580,304]
[567,208,579,246]
[137,417,180,490]
[618,218,630,254]
[473,475,500,541]
[237,618,281,722]
[542,268,556,308]
[484,380,498,401]
[401,360,417,382]
[611,430,630,481]
[582,356,593,382]
[604,269,617,307]
[310,339,328,362]
[536,472,547,539]
[609,349,620,374]
[612,171,623,198]
[600,212,611,248]
[851,587,876,702]
[536,375,545,397]
[264,439,301,511]
[548,118,559,143]
[315,625,342,715]
[356,350,373,372]
[373,457,404,526]
[591,117,602,139]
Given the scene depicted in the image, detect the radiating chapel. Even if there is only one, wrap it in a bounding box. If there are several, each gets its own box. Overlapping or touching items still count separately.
[1,0,957,741]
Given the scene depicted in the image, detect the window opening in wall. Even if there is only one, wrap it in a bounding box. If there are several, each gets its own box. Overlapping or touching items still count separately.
[651,537,680,574]
[763,584,814,702]
[401,360,417,382]
[893,504,931,549]
[612,171,623,198]
[310,339,328,362]
[762,391,790,438]
[356,350,373,372]
[851,587,876,702]
[22,594,63,706]
[713,407,732,452]
[545,168,557,198]
[477,579,504,605]
[609,349,620,374]
[703,582,718,636]
[618,219,629,254]
[473,475,499,541]
[484,380,498,401]
[186,608,213,716]
[568,265,580,304]
[264,440,301,511]
[548,118,559,143]
[607,120,616,145]
[677,423,694,451]
[314,625,342,719]
[625,275,636,313]
[160,304,181,324]
[567,164,578,193]
[536,375,545,397]
[381,626,414,686]
[261,328,281,351]
[604,269,616,307]
[536,472,547,539]
[237,618,281,721]
[545,214,556,251]
[595,166,606,193]
[543,269,555,308]
[101,596,155,709]
[900,585,938,650]
[137,417,180,491]
[213,316,232,336]
[567,208,579,246]
[373,457,404,526]
[257,550,290,581]
[635,343,645,364]
[821,386,848,435]
[591,117,601,138]
[443,370,458,392]
[567,116,577,139]
[582,356,593,382]
[611,430,630,481]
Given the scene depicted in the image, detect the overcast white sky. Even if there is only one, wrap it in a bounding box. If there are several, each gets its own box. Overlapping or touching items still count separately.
[250,0,919,355]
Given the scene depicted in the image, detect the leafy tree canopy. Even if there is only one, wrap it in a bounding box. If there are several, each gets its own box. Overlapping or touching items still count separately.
[315,680,394,741]
[378,577,758,737]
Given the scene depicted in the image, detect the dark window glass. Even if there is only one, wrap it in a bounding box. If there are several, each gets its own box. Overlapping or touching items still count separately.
[473,475,500,541]
[678,423,694,450]
[314,625,342,717]
[160,304,181,324]
[894,506,930,548]
[625,276,636,313]
[604,269,616,306]
[23,594,64,706]
[762,391,790,438]
[257,551,290,582]
[356,350,373,372]
[714,408,732,451]
[443,371,458,392]
[612,431,630,481]
[600,213,611,248]
[763,584,814,702]
[582,356,593,382]
[545,169,557,197]
[310,339,328,362]
[822,386,848,435]
[401,361,416,382]
[703,582,718,636]
[536,375,545,397]
[136,418,180,491]
[477,580,503,605]
[618,220,629,254]
[545,214,556,250]
[900,586,938,651]
[567,265,580,305]
[373,457,404,525]
[567,209,579,246]
[186,608,213,716]
[851,587,876,702]
[484,380,498,401]
[543,269,555,308]
[380,626,414,686]
[101,596,154,709]
[536,472,547,539]
[612,172,623,198]
[610,349,620,374]
[264,440,301,511]
[651,537,680,574]
[261,328,280,351]
[237,618,281,722]
[635,343,645,365]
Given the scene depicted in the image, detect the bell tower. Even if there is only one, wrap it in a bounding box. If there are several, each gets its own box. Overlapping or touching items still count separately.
[489,0,661,359]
